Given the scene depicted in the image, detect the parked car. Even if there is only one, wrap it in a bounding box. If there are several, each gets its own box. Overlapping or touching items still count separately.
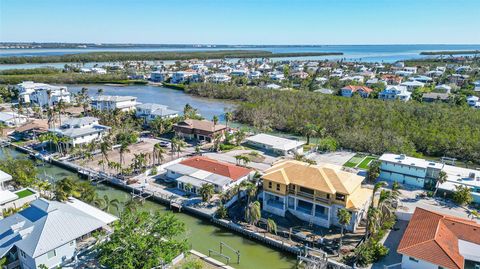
[159,141,171,147]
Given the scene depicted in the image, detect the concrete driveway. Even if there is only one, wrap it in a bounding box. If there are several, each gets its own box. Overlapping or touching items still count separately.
[372,220,408,269]
[203,149,279,172]
[306,151,356,166]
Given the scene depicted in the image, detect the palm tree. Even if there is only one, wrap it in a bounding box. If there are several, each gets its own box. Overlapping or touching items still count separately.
[216,203,228,219]
[171,137,186,158]
[302,123,318,145]
[213,115,219,127]
[119,142,130,169]
[95,194,120,213]
[337,208,352,249]
[267,218,277,235]
[56,99,66,126]
[123,198,141,214]
[152,142,166,165]
[371,181,388,208]
[365,181,388,238]
[199,183,215,203]
[245,201,261,226]
[212,132,223,152]
[97,88,104,96]
[54,177,81,202]
[433,170,448,197]
[233,128,247,146]
[225,112,233,130]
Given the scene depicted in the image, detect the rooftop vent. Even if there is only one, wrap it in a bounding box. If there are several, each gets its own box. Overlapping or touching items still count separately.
[399,154,406,160]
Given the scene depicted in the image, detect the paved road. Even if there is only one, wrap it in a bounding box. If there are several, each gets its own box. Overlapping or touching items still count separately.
[372,220,408,269]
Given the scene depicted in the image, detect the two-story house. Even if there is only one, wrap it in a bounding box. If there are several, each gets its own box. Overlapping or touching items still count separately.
[90,95,137,112]
[16,81,71,107]
[50,117,110,147]
[135,103,179,124]
[173,119,227,143]
[378,85,411,101]
[0,198,117,269]
[379,153,443,188]
[398,207,480,269]
[262,160,372,232]
[340,85,373,98]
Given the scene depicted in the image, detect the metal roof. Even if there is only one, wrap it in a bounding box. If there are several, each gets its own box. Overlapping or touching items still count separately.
[0,198,117,258]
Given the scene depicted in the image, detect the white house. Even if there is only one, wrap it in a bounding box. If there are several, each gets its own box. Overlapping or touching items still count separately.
[91,95,137,112]
[0,198,117,269]
[434,84,452,93]
[164,156,254,194]
[467,96,480,107]
[400,80,425,91]
[207,73,231,83]
[0,170,39,213]
[16,81,71,107]
[473,81,480,92]
[378,85,411,101]
[149,71,168,82]
[0,112,28,127]
[135,103,179,123]
[245,133,305,156]
[398,207,480,269]
[171,71,198,84]
[50,117,110,147]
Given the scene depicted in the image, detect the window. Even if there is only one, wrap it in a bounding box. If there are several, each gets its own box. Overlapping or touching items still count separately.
[335,193,346,201]
[409,257,419,263]
[47,249,56,259]
[268,182,272,189]
[326,194,330,199]
[276,184,280,191]
[299,187,314,195]
[20,250,26,258]
[438,267,446,269]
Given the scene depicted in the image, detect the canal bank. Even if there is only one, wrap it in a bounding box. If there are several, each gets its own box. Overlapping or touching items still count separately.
[0,147,298,269]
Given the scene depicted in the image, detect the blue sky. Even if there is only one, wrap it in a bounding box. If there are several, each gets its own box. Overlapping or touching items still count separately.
[1,0,479,44]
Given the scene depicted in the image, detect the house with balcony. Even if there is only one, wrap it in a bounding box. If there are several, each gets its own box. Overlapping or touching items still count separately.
[173,119,227,143]
[397,207,480,269]
[262,160,372,232]
[378,85,411,101]
[135,103,179,124]
[50,117,110,147]
[16,81,71,108]
[90,95,137,112]
[0,198,117,269]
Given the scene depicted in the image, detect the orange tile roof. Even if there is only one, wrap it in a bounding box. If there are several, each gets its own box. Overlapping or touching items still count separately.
[397,207,480,269]
[341,85,373,93]
[180,156,252,181]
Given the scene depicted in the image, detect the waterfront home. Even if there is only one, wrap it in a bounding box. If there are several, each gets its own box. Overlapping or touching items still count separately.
[16,81,71,107]
[0,198,117,269]
[340,85,373,98]
[207,73,231,83]
[0,111,28,127]
[378,153,443,188]
[171,70,198,84]
[422,92,450,103]
[340,75,364,83]
[149,71,168,82]
[0,170,39,214]
[397,207,480,269]
[50,117,110,147]
[264,83,282,90]
[90,95,137,112]
[400,80,425,91]
[245,133,305,156]
[378,85,411,101]
[165,156,254,194]
[269,72,285,81]
[173,119,227,143]
[135,103,179,123]
[262,160,372,232]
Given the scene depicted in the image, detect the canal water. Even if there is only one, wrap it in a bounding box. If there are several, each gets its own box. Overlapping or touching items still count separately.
[0,147,297,269]
[68,84,235,122]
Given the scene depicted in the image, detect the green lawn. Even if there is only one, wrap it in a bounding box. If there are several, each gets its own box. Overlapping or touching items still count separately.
[15,189,35,199]
[343,154,366,168]
[357,156,378,169]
